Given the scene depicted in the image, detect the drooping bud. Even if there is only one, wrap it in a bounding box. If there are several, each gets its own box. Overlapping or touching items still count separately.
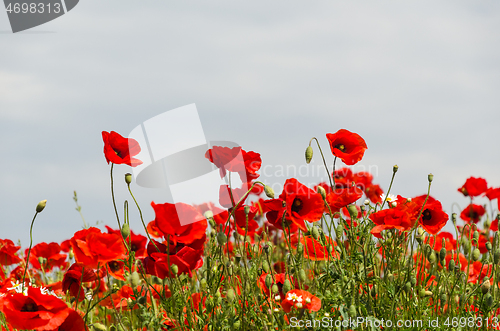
[317,186,326,200]
[125,173,132,185]
[305,146,313,164]
[482,277,491,294]
[264,185,275,199]
[36,199,47,213]
[311,226,320,240]
[121,223,130,239]
[486,241,492,252]
[473,230,479,244]
[265,274,273,288]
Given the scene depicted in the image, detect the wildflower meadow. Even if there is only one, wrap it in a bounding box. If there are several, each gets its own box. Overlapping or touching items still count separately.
[1,128,499,331]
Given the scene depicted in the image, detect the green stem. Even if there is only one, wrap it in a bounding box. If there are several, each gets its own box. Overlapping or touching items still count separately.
[110,163,121,229]
[22,211,39,293]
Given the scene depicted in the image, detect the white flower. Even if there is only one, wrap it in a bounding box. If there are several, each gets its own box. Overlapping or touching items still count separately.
[381,194,397,203]
[287,292,302,302]
[295,302,303,309]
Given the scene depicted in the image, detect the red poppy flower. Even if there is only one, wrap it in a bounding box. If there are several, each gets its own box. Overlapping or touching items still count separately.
[218,185,250,209]
[146,220,163,239]
[326,129,367,165]
[460,204,486,223]
[105,226,147,258]
[281,289,321,313]
[143,245,204,279]
[70,227,126,268]
[151,202,207,246]
[458,177,488,198]
[102,131,142,167]
[369,196,419,238]
[265,179,323,232]
[364,184,384,204]
[0,286,71,330]
[425,232,457,251]
[290,234,339,261]
[412,195,449,235]
[205,147,262,183]
[25,242,67,272]
[333,167,354,188]
[62,263,97,302]
[0,239,22,266]
[257,273,300,301]
[325,186,364,213]
[352,171,373,191]
[233,205,259,235]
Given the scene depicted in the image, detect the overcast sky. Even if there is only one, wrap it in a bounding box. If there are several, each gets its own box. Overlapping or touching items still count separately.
[1,0,499,246]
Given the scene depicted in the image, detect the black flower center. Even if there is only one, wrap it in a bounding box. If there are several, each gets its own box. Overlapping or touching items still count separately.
[109,261,121,272]
[422,210,432,221]
[21,300,38,312]
[292,198,303,213]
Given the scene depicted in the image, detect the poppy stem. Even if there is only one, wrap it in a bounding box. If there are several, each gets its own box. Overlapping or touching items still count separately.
[127,184,160,253]
[110,163,121,229]
[21,211,39,293]
[379,167,398,211]
[309,138,335,191]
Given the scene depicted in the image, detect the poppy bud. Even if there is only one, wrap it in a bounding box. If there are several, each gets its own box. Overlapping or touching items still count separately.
[494,250,500,264]
[348,304,357,318]
[451,213,457,224]
[311,226,320,240]
[387,273,394,282]
[327,244,333,253]
[264,185,275,199]
[170,264,178,276]
[282,279,291,294]
[448,259,455,272]
[121,223,130,239]
[472,248,481,261]
[129,271,140,288]
[305,146,313,164]
[347,204,358,219]
[271,284,279,294]
[335,224,343,238]
[69,248,74,259]
[462,239,471,253]
[36,199,47,213]
[232,320,241,329]
[92,323,107,331]
[217,232,227,246]
[296,243,304,255]
[428,252,436,264]
[486,241,492,252]
[440,293,447,304]
[439,248,446,261]
[392,164,398,173]
[424,290,433,297]
[485,293,494,308]
[404,281,412,293]
[364,199,370,205]
[317,186,326,200]
[299,269,306,282]
[204,210,214,219]
[473,230,479,243]
[428,173,433,183]
[410,275,417,287]
[125,173,132,185]
[244,206,250,215]
[200,278,207,290]
[482,278,491,294]
[38,256,46,266]
[265,274,273,288]
[262,261,270,273]
[226,288,236,302]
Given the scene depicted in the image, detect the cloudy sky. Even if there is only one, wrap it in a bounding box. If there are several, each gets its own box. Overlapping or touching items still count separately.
[1,1,499,246]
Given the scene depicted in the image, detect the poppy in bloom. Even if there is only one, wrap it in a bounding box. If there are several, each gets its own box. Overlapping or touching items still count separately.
[281,289,321,313]
[425,232,457,251]
[333,167,354,188]
[205,146,262,183]
[233,205,260,236]
[364,184,384,204]
[290,234,339,261]
[458,177,488,198]
[258,273,300,301]
[105,226,147,258]
[102,131,142,167]
[0,286,76,330]
[369,196,419,238]
[70,227,126,268]
[265,178,323,232]
[352,171,373,191]
[0,239,22,266]
[412,195,449,235]
[326,129,367,165]
[325,186,364,213]
[62,263,97,302]
[151,202,207,246]
[460,204,486,224]
[25,242,67,272]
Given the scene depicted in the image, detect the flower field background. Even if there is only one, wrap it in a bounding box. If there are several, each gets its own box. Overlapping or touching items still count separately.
[1,128,500,330]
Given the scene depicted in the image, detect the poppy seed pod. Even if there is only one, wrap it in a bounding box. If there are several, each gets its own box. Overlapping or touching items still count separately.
[317,186,326,200]
[124,173,132,185]
[36,199,47,213]
[393,164,399,173]
[428,173,434,183]
[264,185,275,199]
[305,146,313,164]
